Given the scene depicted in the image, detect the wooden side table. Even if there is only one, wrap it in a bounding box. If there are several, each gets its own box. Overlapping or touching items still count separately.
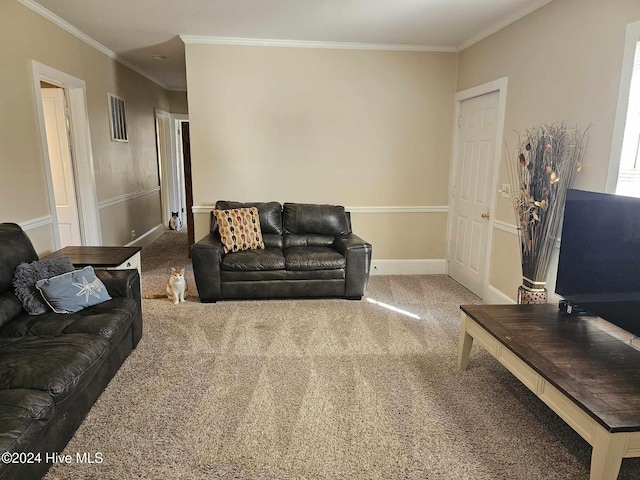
[44,246,142,277]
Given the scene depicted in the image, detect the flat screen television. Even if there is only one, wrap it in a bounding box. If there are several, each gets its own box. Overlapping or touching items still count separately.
[556,189,640,337]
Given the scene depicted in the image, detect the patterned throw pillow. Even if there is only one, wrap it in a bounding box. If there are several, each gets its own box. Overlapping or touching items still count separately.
[213,207,265,254]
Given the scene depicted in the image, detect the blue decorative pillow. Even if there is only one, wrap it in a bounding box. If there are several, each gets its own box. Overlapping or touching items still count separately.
[35,266,112,314]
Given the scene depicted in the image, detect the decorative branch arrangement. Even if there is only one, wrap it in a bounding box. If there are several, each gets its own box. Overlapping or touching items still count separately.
[505,123,589,297]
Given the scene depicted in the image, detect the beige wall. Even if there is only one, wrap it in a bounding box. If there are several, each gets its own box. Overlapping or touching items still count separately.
[168,90,189,114]
[6,0,634,293]
[185,44,457,258]
[457,0,640,300]
[0,0,168,253]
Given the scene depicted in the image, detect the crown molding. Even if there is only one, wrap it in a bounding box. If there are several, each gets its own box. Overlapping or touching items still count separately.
[17,0,170,90]
[180,35,457,53]
[457,0,553,51]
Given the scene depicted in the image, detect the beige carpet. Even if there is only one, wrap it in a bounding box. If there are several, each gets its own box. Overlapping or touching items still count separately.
[43,233,640,479]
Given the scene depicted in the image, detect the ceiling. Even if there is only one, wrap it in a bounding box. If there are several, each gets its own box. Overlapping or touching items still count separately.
[26,0,552,91]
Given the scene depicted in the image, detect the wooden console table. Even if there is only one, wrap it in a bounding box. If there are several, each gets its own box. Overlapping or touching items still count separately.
[458,304,640,480]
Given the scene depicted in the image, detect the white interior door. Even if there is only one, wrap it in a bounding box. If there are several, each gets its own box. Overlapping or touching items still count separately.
[448,91,499,296]
[41,87,82,247]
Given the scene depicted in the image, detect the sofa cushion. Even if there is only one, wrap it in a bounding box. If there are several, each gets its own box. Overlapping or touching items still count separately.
[0,334,110,405]
[215,201,283,235]
[221,270,287,281]
[0,223,39,294]
[284,234,336,248]
[283,203,350,236]
[35,266,111,314]
[0,292,22,330]
[214,207,265,254]
[12,256,75,315]
[0,297,137,343]
[221,248,285,272]
[0,389,54,454]
[284,247,346,271]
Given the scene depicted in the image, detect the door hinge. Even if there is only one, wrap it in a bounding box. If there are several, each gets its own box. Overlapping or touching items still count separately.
[457,115,462,128]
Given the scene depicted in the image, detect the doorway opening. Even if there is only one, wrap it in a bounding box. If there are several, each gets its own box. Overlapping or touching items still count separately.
[155,110,192,255]
[40,83,82,247]
[32,61,101,248]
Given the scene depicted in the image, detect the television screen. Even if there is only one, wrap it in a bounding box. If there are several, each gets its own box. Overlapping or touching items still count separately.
[556,189,640,336]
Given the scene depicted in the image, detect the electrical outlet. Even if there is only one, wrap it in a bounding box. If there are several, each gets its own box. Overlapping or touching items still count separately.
[130,230,136,240]
[499,183,511,198]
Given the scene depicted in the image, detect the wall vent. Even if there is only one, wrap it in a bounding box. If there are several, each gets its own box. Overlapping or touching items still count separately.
[108,93,128,142]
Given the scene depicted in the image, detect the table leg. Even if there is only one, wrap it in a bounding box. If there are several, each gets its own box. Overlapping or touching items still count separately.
[590,428,626,480]
[458,313,473,371]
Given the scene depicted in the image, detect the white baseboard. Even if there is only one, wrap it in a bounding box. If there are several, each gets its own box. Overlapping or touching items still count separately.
[483,285,516,304]
[126,224,165,248]
[370,259,446,275]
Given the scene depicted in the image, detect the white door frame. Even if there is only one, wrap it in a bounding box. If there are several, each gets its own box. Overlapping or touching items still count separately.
[31,61,102,247]
[447,77,508,300]
[155,108,172,226]
[607,20,640,193]
[172,114,189,228]
[156,110,189,228]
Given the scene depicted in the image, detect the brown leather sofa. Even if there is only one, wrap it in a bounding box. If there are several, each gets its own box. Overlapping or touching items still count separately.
[192,201,372,302]
[0,223,142,480]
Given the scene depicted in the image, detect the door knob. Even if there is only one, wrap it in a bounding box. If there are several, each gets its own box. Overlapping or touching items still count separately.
[481,212,490,220]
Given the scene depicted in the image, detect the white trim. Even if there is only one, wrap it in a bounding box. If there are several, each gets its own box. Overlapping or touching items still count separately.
[492,221,561,248]
[483,284,516,304]
[125,223,165,249]
[32,61,102,247]
[180,35,457,52]
[97,187,161,210]
[370,259,446,276]
[17,0,170,90]
[448,77,508,301]
[607,20,640,193]
[457,0,553,51]
[18,216,53,231]
[171,114,190,229]
[192,205,448,214]
[493,220,518,235]
[155,109,174,226]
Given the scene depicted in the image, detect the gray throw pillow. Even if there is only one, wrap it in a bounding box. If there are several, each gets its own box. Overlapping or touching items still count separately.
[12,257,75,315]
[35,266,111,314]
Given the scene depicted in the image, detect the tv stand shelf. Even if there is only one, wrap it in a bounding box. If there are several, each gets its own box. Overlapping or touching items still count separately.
[458,304,640,480]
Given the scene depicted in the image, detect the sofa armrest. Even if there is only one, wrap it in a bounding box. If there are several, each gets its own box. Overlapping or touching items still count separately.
[95,269,141,305]
[191,233,225,302]
[334,233,372,299]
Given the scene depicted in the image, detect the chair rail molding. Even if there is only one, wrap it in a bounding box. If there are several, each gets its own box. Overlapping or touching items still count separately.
[192,205,449,214]
[18,215,53,231]
[98,187,161,210]
[493,220,518,235]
